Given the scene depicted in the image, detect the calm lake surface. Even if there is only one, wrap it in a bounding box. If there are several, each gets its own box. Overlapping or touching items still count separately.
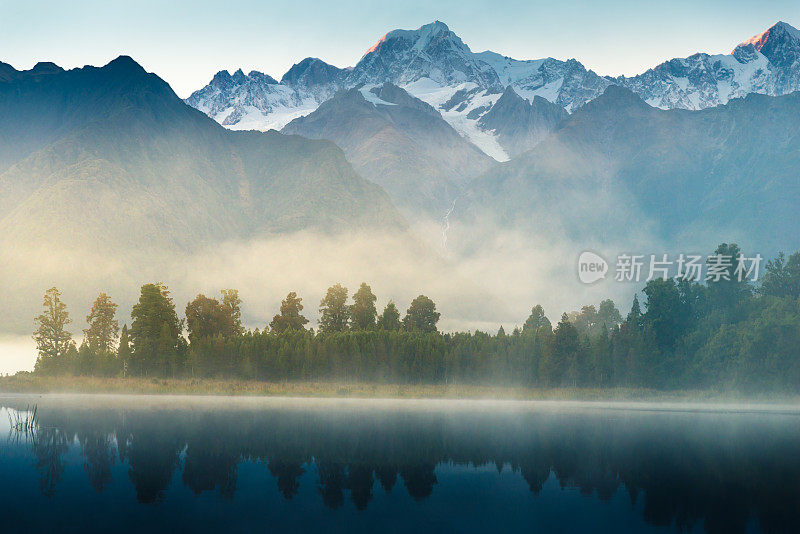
[0,395,798,533]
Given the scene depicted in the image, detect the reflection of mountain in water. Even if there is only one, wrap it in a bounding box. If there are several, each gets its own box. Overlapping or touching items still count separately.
[4,402,800,533]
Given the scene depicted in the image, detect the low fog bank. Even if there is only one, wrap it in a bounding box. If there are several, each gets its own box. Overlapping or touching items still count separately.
[0,227,644,372]
[2,394,798,414]
[0,335,36,374]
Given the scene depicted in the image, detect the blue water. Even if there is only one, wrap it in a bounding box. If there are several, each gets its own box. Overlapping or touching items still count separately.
[0,396,796,533]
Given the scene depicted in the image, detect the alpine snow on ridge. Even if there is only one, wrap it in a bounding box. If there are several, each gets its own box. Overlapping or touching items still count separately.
[187,20,800,160]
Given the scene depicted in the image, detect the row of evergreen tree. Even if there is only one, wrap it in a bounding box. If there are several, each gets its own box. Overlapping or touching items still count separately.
[32,244,800,392]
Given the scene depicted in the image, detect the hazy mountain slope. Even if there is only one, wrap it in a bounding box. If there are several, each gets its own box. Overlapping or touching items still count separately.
[0,56,406,252]
[3,56,539,339]
[281,83,494,219]
[0,58,160,175]
[454,86,800,256]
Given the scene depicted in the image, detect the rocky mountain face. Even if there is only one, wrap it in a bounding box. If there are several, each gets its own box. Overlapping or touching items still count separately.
[282,83,493,220]
[0,56,405,253]
[184,68,319,131]
[348,21,498,88]
[186,20,800,161]
[281,57,348,89]
[476,87,568,159]
[186,21,609,160]
[472,52,612,112]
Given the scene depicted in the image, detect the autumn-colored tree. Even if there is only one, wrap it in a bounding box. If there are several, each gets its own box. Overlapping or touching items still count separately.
[185,294,235,343]
[33,287,74,374]
[221,289,244,336]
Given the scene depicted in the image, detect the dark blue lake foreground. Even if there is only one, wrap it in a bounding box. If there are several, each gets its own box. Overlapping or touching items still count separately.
[0,396,798,533]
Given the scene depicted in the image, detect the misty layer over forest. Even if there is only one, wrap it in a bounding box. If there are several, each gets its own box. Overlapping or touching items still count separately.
[28,243,800,393]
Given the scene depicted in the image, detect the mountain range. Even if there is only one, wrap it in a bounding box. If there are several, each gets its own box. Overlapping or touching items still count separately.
[3,20,800,334]
[0,56,404,253]
[187,20,800,161]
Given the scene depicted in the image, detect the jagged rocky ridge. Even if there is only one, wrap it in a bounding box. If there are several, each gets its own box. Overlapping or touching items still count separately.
[186,21,611,160]
[615,21,800,110]
[187,20,800,161]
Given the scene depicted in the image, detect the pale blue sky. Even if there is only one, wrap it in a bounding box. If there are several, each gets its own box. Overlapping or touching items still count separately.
[2,0,799,97]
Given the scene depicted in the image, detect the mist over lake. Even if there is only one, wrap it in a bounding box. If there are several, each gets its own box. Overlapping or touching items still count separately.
[1,396,798,533]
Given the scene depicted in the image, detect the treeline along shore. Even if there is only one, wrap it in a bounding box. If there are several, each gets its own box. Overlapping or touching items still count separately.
[23,244,800,394]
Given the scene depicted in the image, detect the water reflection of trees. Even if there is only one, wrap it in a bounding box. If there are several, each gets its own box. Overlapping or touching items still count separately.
[16,405,800,533]
[120,424,182,504]
[32,426,69,497]
[79,431,115,492]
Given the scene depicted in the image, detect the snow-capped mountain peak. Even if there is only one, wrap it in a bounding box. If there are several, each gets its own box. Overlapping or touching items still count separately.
[207,69,277,88]
[738,21,800,52]
[280,57,346,89]
[735,21,800,71]
[348,21,498,87]
[363,21,452,56]
[349,21,499,89]
[186,68,316,131]
[615,21,800,111]
[186,19,800,160]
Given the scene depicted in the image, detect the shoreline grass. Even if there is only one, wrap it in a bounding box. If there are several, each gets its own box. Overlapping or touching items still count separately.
[0,374,797,403]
